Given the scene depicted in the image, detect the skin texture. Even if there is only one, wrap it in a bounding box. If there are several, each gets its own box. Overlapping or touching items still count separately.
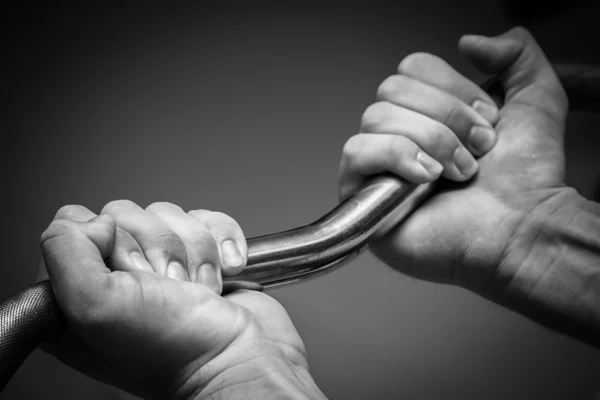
[340,27,570,290]
[38,203,325,399]
[340,26,600,348]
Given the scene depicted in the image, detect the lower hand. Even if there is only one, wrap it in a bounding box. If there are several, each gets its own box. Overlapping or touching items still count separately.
[38,201,322,399]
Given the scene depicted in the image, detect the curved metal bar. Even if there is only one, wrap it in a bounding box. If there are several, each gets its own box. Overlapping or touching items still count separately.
[225,175,436,288]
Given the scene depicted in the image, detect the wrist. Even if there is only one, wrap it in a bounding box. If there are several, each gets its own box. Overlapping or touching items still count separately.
[479,187,600,347]
[202,354,325,400]
[174,339,327,400]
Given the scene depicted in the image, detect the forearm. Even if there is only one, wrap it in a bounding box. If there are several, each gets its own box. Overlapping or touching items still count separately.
[487,188,600,348]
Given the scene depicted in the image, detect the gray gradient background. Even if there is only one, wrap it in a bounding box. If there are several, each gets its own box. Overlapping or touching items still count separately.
[2,2,600,399]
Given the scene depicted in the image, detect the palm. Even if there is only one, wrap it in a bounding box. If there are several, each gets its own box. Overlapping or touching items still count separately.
[131,276,305,366]
[372,98,568,286]
[46,272,304,397]
[225,289,307,360]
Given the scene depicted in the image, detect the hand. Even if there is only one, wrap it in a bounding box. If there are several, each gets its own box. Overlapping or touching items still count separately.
[339,26,573,292]
[38,201,323,399]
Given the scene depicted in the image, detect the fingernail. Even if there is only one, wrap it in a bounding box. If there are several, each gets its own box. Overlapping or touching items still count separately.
[472,100,498,125]
[416,151,443,178]
[453,147,478,178]
[197,263,220,293]
[129,252,153,273]
[221,240,244,268]
[167,261,188,281]
[469,126,496,154]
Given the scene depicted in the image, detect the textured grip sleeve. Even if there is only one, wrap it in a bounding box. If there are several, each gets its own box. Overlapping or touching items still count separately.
[0,280,64,391]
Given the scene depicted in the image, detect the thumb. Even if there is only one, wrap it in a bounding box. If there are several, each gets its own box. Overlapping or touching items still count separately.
[458,27,568,134]
[41,214,116,313]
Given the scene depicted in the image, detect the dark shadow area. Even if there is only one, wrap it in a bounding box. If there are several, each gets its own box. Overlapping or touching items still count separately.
[594,180,600,203]
[499,0,595,25]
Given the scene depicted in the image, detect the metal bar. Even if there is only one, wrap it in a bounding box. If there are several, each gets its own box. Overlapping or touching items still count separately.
[225,175,437,288]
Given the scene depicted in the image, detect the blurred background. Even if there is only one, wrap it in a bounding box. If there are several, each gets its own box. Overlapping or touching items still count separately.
[2,1,600,399]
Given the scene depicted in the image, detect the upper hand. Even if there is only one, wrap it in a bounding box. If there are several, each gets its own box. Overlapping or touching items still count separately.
[38,201,309,399]
[339,27,573,291]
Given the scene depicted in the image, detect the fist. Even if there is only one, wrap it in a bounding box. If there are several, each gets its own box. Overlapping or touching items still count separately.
[338,27,570,290]
[38,201,306,399]
[340,50,500,200]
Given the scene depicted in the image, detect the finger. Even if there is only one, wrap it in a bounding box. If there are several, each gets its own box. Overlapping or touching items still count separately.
[377,74,496,156]
[109,228,154,274]
[360,101,478,181]
[50,205,153,274]
[37,205,99,282]
[53,204,97,222]
[101,200,189,281]
[339,133,441,201]
[145,202,223,294]
[187,210,247,276]
[458,27,568,139]
[397,52,499,125]
[41,214,116,320]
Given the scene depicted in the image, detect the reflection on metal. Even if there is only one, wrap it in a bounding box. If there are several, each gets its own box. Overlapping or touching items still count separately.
[224,175,436,288]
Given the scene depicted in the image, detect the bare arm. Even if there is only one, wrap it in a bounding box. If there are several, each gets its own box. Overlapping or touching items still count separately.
[484,189,600,348]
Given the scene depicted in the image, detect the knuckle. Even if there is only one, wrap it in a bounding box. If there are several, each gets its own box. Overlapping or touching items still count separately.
[145,201,183,214]
[398,52,436,74]
[189,230,217,249]
[424,125,456,159]
[342,134,366,162]
[361,101,391,131]
[387,135,413,160]
[209,211,238,228]
[54,204,90,220]
[184,228,219,260]
[101,199,138,214]
[187,210,215,227]
[185,220,213,241]
[444,103,462,128]
[506,26,538,53]
[424,121,449,141]
[187,209,211,219]
[40,220,74,248]
[376,75,403,100]
[509,26,533,42]
[150,230,189,262]
[153,230,185,250]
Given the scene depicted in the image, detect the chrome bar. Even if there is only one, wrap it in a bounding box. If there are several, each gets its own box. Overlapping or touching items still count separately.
[225,175,437,288]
